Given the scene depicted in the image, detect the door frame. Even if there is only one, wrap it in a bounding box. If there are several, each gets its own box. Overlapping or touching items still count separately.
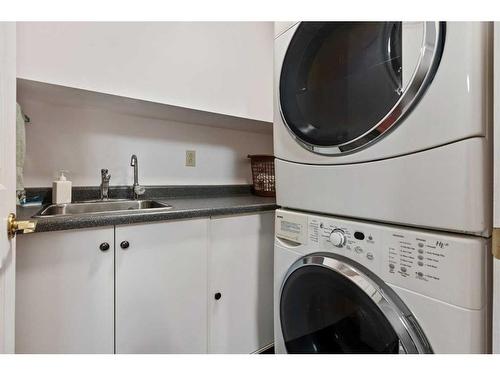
[492,22,500,354]
[0,22,17,354]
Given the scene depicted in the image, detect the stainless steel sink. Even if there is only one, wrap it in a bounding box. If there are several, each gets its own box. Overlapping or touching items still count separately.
[34,200,172,217]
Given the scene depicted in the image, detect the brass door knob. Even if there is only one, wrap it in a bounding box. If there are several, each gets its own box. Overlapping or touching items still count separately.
[7,213,37,238]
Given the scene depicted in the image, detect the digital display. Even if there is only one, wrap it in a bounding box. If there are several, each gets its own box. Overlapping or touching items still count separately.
[354,231,365,240]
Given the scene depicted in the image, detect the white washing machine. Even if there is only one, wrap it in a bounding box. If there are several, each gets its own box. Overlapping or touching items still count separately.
[274,209,490,353]
[274,22,492,236]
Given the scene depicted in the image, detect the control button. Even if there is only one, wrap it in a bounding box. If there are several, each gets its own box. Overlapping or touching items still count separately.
[418,255,424,260]
[418,249,424,254]
[401,266,407,273]
[354,231,365,240]
[389,264,395,270]
[366,252,374,260]
[354,246,363,254]
[418,261,424,266]
[329,229,346,248]
[418,243,424,248]
[417,272,424,278]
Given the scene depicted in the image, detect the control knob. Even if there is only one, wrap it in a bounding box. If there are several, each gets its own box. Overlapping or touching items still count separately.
[329,229,346,248]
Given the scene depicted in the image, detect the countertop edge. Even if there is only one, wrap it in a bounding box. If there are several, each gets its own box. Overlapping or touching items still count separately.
[19,201,278,234]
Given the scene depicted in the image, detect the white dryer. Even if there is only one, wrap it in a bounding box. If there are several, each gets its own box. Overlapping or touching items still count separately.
[274,22,492,236]
[274,209,490,353]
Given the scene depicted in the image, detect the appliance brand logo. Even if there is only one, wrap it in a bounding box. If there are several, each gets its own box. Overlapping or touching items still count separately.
[435,240,448,249]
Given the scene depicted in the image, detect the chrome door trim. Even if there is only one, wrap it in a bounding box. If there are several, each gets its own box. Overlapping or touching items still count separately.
[280,252,433,354]
[278,21,446,156]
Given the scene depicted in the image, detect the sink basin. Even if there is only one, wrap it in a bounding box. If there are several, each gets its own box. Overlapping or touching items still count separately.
[34,200,172,217]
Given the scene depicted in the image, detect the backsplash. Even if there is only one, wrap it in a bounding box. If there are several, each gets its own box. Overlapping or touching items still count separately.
[25,184,253,204]
[17,96,273,187]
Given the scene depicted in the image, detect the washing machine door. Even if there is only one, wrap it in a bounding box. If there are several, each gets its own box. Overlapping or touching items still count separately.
[278,22,445,155]
[279,253,433,354]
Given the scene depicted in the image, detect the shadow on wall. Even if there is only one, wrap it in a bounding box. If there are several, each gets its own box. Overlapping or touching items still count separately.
[18,98,273,187]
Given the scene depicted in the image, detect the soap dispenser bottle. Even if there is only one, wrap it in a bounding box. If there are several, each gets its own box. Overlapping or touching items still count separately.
[52,170,72,204]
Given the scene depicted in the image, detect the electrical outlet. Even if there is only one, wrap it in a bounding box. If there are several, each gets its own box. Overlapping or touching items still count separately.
[186,150,196,167]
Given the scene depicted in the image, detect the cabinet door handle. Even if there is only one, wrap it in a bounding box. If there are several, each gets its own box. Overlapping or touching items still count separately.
[120,241,130,249]
[214,292,222,300]
[99,242,110,251]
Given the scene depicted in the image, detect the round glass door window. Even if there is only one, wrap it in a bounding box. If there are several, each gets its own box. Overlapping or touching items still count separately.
[279,254,433,354]
[279,22,445,154]
[280,265,400,353]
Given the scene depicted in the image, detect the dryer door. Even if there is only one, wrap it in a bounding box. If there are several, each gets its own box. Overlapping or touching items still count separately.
[278,22,445,155]
[279,253,432,354]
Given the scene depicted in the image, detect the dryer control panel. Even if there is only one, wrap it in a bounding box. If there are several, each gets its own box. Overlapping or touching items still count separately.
[275,209,488,310]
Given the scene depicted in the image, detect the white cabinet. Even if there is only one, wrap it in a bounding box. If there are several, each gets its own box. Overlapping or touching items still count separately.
[15,227,114,353]
[115,219,209,353]
[17,22,273,122]
[15,211,275,354]
[208,212,274,353]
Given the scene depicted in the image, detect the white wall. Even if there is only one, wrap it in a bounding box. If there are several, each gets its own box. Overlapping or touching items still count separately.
[18,96,273,187]
[17,22,273,122]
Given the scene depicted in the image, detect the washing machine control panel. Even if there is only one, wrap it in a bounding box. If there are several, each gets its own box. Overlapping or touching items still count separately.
[307,216,379,271]
[386,233,447,281]
[329,229,346,247]
[275,209,487,310]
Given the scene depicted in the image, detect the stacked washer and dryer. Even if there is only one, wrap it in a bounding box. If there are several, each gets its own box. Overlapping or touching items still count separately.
[273,22,492,354]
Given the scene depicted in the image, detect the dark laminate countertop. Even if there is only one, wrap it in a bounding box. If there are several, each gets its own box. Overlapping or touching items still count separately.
[17,185,278,234]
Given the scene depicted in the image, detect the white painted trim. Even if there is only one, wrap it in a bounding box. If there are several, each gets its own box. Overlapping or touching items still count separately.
[492,22,500,354]
[0,22,16,354]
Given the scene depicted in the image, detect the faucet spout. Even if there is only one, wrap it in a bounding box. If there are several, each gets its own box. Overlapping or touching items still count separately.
[130,154,145,199]
[130,155,138,185]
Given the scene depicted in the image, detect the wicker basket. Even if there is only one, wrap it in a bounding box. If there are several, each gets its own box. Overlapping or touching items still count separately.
[248,155,275,197]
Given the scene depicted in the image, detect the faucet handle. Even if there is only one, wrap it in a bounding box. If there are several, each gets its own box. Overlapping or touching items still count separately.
[101,169,111,180]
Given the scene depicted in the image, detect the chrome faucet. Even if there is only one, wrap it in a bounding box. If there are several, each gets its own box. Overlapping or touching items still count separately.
[130,155,145,199]
[100,169,111,200]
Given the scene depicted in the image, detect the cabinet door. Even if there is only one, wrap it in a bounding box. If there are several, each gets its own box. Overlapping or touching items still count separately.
[208,212,274,353]
[116,219,208,353]
[15,227,114,353]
